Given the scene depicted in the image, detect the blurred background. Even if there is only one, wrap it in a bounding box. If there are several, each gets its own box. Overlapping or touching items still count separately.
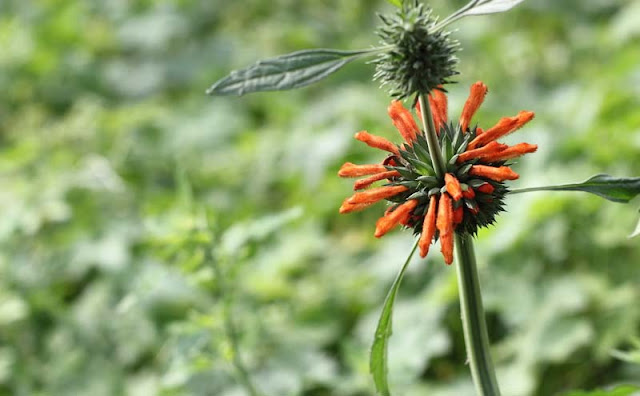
[1,0,639,395]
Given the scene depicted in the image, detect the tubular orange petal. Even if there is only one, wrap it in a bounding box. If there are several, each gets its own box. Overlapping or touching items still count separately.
[354,131,400,156]
[453,206,464,225]
[388,101,419,144]
[374,200,418,238]
[436,193,454,264]
[353,170,401,190]
[339,200,375,214]
[476,183,495,194]
[347,185,408,205]
[459,81,488,132]
[338,162,388,178]
[419,195,438,258]
[462,187,475,200]
[429,89,448,132]
[457,141,509,163]
[478,143,538,163]
[468,111,535,150]
[469,165,519,182]
[445,173,463,201]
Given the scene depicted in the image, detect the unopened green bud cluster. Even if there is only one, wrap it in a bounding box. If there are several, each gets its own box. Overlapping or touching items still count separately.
[373,1,459,99]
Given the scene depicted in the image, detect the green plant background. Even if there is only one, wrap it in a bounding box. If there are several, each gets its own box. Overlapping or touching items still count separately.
[1,0,639,395]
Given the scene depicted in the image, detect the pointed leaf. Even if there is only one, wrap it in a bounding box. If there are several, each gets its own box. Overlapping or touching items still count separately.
[207,48,374,96]
[370,241,419,396]
[385,0,403,8]
[465,0,528,16]
[509,174,640,203]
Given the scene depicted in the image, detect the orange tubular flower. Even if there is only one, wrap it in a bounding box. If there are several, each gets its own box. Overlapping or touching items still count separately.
[459,82,488,132]
[388,100,419,144]
[419,196,438,258]
[338,81,537,265]
[375,200,418,238]
[445,173,463,201]
[436,193,454,264]
[355,131,401,156]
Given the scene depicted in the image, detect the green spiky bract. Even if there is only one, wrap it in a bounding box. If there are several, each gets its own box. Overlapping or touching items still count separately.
[373,0,460,99]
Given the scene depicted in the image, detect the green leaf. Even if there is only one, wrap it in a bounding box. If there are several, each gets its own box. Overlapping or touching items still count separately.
[508,174,640,203]
[562,385,640,396]
[385,0,403,8]
[370,240,419,396]
[464,0,528,16]
[435,0,528,30]
[207,48,374,96]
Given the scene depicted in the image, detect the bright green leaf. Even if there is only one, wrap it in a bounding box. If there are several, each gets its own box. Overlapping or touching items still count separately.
[207,48,374,96]
[509,174,640,203]
[370,240,419,396]
[562,385,640,396]
[385,0,403,8]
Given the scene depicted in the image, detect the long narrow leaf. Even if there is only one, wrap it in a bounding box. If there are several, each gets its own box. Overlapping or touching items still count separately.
[509,174,640,203]
[207,48,374,96]
[370,240,419,396]
[464,0,528,15]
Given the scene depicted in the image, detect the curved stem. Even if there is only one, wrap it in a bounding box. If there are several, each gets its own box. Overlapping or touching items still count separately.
[418,94,446,179]
[455,233,501,396]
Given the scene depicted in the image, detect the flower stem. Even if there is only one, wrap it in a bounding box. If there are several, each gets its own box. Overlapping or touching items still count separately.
[454,233,501,396]
[418,94,446,179]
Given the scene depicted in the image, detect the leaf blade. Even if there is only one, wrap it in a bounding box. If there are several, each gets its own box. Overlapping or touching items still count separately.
[370,240,419,396]
[629,215,640,239]
[464,0,528,16]
[207,48,373,96]
[509,174,640,203]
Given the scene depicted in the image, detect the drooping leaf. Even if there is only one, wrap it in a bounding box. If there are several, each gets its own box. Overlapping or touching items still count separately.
[207,48,374,96]
[562,385,640,396]
[509,174,640,203]
[370,240,419,396]
[385,0,403,8]
[464,0,528,16]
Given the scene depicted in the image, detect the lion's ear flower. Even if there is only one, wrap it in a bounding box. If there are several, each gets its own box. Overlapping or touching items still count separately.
[338,81,537,265]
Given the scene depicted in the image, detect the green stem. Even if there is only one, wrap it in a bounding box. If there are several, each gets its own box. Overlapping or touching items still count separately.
[210,251,261,396]
[418,94,447,179]
[455,233,501,396]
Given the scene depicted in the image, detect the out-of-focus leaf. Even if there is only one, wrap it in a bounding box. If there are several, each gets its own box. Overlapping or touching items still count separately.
[629,215,640,238]
[207,48,374,96]
[385,0,403,8]
[370,240,418,396]
[509,174,640,203]
[562,385,640,396]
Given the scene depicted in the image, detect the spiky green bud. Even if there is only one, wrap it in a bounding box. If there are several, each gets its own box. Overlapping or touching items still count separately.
[373,1,459,99]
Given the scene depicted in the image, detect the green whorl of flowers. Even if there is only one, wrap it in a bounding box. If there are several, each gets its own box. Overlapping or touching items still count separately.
[373,1,459,99]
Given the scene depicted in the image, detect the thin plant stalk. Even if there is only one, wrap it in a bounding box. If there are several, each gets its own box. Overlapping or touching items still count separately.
[418,94,447,178]
[455,233,501,395]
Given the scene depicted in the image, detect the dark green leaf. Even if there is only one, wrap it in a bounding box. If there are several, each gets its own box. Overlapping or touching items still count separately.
[370,240,419,396]
[509,174,640,203]
[207,48,374,96]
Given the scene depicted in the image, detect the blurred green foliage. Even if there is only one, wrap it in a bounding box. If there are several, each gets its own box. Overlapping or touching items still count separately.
[0,0,639,395]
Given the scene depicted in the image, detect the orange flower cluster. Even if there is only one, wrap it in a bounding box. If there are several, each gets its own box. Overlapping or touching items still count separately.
[339,82,537,264]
